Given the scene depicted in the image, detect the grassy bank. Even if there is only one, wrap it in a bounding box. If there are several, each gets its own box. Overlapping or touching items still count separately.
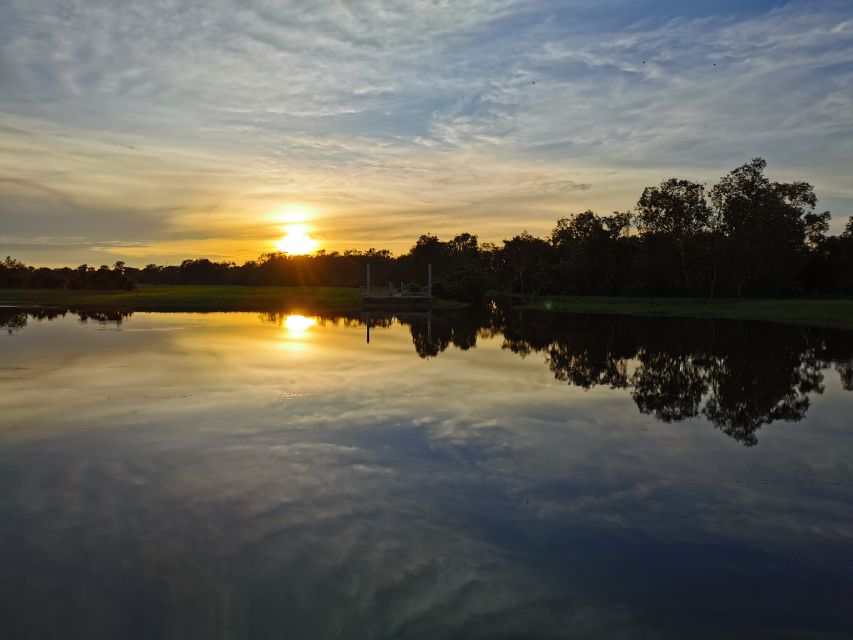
[0,285,363,312]
[528,295,853,330]
[0,285,467,312]
[2,286,850,328]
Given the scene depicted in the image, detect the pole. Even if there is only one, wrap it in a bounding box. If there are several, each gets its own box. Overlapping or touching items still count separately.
[366,262,371,297]
[427,263,432,298]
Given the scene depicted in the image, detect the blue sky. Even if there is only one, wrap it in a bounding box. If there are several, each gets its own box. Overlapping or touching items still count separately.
[1,0,851,264]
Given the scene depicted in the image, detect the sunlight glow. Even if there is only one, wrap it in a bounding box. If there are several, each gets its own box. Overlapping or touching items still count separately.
[272,204,315,224]
[275,224,318,255]
[283,314,317,336]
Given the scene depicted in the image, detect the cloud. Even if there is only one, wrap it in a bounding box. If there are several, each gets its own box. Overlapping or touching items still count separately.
[1,0,852,264]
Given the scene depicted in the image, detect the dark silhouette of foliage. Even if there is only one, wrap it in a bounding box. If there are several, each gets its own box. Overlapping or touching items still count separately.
[710,158,822,296]
[0,308,129,333]
[3,159,851,298]
[396,308,850,447]
[631,351,706,422]
[0,258,135,290]
[549,211,634,295]
[496,231,552,296]
[416,308,851,446]
[635,178,713,295]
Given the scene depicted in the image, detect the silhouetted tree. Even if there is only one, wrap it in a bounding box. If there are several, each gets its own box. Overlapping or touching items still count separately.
[550,211,633,294]
[710,158,820,296]
[0,258,135,290]
[499,232,552,295]
[635,178,713,295]
[5,158,848,298]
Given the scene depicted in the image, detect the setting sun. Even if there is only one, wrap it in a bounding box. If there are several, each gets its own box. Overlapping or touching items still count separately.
[275,224,318,255]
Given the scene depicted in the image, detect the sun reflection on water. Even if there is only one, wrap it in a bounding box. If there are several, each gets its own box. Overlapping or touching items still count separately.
[283,314,317,337]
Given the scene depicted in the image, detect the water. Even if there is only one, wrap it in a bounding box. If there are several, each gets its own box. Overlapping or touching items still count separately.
[1,307,852,639]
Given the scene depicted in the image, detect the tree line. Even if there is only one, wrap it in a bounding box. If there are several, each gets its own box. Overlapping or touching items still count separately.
[0,259,136,290]
[2,158,851,299]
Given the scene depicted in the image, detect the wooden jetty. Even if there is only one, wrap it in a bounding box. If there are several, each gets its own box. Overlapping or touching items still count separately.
[361,263,432,307]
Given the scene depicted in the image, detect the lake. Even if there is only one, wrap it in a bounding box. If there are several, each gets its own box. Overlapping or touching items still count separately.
[1,307,852,639]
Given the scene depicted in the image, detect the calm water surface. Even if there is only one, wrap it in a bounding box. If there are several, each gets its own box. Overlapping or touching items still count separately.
[1,308,852,639]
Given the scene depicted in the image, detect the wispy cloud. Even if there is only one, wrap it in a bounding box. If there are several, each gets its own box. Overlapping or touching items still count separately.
[1,0,851,264]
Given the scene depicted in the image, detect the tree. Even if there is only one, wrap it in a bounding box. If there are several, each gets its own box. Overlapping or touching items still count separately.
[501,231,552,295]
[826,216,853,293]
[550,211,632,294]
[636,178,712,294]
[803,211,831,249]
[710,158,820,296]
[447,233,479,261]
[406,234,448,282]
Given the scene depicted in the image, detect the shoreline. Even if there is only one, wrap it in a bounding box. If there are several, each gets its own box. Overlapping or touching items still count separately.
[0,285,465,313]
[526,295,853,331]
[1,286,852,330]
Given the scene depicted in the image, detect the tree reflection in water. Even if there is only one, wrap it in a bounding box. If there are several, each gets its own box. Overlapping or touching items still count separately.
[837,361,853,391]
[1,308,132,334]
[399,308,853,447]
[3,305,851,447]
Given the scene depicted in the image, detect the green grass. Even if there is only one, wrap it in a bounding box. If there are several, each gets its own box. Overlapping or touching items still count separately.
[0,284,467,312]
[2,286,849,328]
[0,285,363,312]
[527,295,853,330]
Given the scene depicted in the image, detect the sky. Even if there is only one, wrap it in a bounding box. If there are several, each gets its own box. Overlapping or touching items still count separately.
[1,0,852,266]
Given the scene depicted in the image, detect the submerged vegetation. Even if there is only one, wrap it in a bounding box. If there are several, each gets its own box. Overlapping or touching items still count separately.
[2,159,853,303]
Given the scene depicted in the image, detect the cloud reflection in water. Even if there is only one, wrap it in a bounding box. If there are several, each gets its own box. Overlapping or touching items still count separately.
[1,309,852,638]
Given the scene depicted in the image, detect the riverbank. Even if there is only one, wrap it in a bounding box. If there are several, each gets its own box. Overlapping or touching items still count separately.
[0,285,362,312]
[0,285,465,312]
[527,295,853,330]
[2,286,851,329]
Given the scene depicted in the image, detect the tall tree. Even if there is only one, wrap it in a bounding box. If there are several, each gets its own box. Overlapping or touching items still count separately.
[501,231,552,295]
[550,211,632,294]
[635,178,712,294]
[710,158,820,296]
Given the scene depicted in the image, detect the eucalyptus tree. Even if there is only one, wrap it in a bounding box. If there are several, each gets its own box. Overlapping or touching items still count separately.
[710,158,821,296]
[635,178,713,294]
[550,210,633,294]
[500,231,552,295]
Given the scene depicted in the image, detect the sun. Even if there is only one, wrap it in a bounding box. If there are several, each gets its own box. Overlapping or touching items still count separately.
[275,224,318,255]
